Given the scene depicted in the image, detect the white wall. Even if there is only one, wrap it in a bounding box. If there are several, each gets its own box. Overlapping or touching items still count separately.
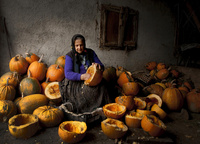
[0,0,176,75]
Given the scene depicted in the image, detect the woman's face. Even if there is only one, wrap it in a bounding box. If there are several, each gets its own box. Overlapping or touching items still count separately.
[74,39,84,54]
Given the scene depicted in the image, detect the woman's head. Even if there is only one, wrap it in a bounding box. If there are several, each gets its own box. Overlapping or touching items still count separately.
[71,34,86,54]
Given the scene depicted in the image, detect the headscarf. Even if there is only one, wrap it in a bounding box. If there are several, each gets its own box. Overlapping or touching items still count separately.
[71,34,94,73]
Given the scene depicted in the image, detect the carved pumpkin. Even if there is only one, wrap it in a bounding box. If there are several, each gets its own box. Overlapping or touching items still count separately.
[115,95,134,110]
[136,109,156,115]
[84,64,103,86]
[145,94,163,110]
[58,121,87,143]
[143,84,164,97]
[103,103,126,119]
[141,115,166,137]
[27,54,47,81]
[186,89,200,113]
[162,87,184,111]
[8,114,39,139]
[151,104,167,120]
[33,105,64,127]
[133,97,146,110]
[19,72,41,96]
[125,111,144,128]
[145,61,157,71]
[55,56,66,68]
[101,118,128,139]
[156,68,169,80]
[46,64,65,82]
[25,52,40,64]
[0,71,21,87]
[117,71,134,87]
[17,94,49,114]
[0,100,17,122]
[157,63,166,70]
[9,54,29,75]
[0,78,16,101]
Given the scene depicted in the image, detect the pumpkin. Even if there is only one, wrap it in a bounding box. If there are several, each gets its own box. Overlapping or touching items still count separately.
[143,84,164,97]
[55,56,66,68]
[155,82,166,89]
[0,78,16,101]
[156,68,169,80]
[170,69,179,78]
[145,94,163,110]
[178,86,189,99]
[145,61,157,71]
[0,71,21,87]
[133,97,146,110]
[115,95,134,110]
[183,81,194,91]
[17,94,49,114]
[136,109,156,116]
[186,89,200,113]
[33,105,64,127]
[116,66,126,77]
[103,66,117,83]
[117,71,134,87]
[19,71,41,96]
[9,54,29,75]
[141,115,166,137]
[151,104,167,120]
[0,100,17,122]
[103,103,126,119]
[101,118,128,139]
[125,111,144,128]
[27,54,47,81]
[84,64,103,86]
[25,52,40,64]
[41,77,50,94]
[122,82,140,96]
[44,82,62,105]
[162,87,184,111]
[58,121,87,143]
[46,64,65,82]
[156,63,166,70]
[149,69,157,78]
[8,114,39,139]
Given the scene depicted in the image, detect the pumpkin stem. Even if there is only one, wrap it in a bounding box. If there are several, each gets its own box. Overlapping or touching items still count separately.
[38,54,44,63]
[22,92,24,98]
[45,77,50,83]
[56,64,59,69]
[15,54,22,61]
[6,77,10,86]
[25,52,31,57]
[28,70,32,77]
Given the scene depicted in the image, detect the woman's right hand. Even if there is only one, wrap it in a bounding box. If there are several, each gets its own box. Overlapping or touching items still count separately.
[80,73,91,80]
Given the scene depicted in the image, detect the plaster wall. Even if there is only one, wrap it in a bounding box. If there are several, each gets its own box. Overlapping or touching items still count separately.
[0,0,176,76]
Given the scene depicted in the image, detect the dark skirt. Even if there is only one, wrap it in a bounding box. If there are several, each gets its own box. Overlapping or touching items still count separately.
[59,78,110,113]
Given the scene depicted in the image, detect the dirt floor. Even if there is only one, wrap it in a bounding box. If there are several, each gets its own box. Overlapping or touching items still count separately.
[1,109,200,144]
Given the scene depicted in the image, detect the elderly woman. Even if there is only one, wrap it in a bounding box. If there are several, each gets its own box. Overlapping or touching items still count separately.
[59,34,110,122]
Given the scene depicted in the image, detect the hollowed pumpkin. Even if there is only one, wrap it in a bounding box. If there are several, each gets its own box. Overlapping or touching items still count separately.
[145,94,163,110]
[125,111,144,128]
[143,84,164,97]
[115,95,134,110]
[58,121,87,143]
[33,105,64,127]
[44,82,61,105]
[84,64,103,86]
[25,52,40,64]
[133,97,146,110]
[122,82,140,96]
[103,103,126,119]
[151,104,167,120]
[136,109,156,116]
[55,56,66,68]
[117,71,134,87]
[0,100,17,122]
[101,118,128,139]
[8,114,39,139]
[141,115,166,137]
[46,64,65,82]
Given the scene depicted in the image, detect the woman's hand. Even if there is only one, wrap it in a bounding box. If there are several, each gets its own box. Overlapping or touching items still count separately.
[80,73,91,80]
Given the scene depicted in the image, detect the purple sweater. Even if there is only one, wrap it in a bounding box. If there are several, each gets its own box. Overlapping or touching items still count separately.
[64,51,104,81]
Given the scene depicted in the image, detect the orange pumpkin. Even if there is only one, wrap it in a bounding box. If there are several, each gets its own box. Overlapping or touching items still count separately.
[116,66,126,77]
[151,104,167,120]
[101,118,128,139]
[46,64,65,82]
[58,121,87,143]
[115,95,134,110]
[186,89,200,113]
[103,103,126,119]
[143,84,164,97]
[0,100,17,122]
[55,56,66,68]
[141,115,166,137]
[125,111,144,128]
[122,82,140,96]
[0,78,16,101]
[157,63,166,70]
[145,61,157,71]
[145,94,163,110]
[156,68,169,80]
[170,69,179,78]
[133,97,146,110]
[25,52,40,64]
[27,54,47,81]
[162,87,184,111]
[33,105,64,127]
[117,71,133,87]
[84,64,103,86]
[9,54,29,75]
[41,77,50,94]
[0,71,21,87]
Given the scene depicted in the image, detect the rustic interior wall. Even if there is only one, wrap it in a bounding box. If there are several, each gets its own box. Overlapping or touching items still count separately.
[0,0,176,76]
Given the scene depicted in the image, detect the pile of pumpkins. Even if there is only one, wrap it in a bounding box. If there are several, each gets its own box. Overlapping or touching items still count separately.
[0,52,200,143]
[101,61,200,139]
